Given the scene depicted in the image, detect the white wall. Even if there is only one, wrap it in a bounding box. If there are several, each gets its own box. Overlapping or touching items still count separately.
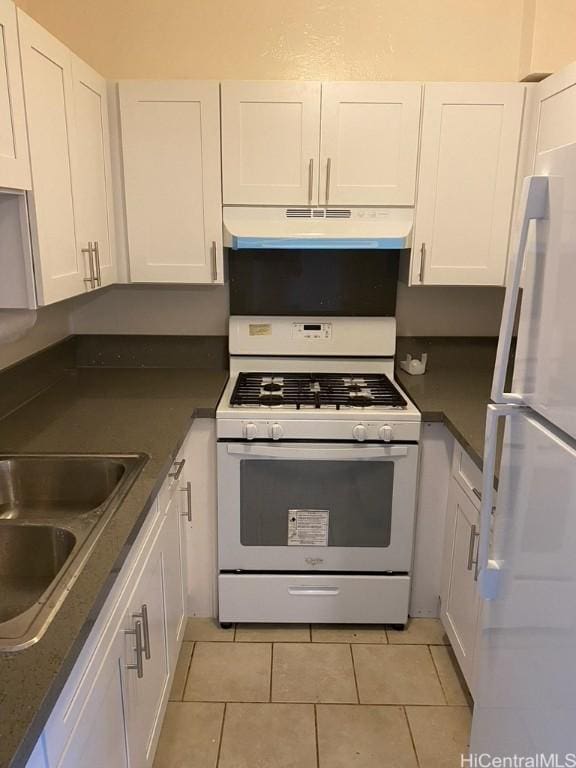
[0,302,71,370]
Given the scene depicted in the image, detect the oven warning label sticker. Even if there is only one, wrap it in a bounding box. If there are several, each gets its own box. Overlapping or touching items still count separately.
[288,509,329,546]
[249,323,272,336]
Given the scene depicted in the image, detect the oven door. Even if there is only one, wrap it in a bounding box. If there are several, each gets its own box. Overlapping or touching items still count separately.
[217,441,419,572]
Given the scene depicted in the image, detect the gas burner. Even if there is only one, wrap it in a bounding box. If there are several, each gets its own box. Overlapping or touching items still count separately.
[261,382,283,393]
[347,395,375,408]
[259,394,284,407]
[347,384,362,393]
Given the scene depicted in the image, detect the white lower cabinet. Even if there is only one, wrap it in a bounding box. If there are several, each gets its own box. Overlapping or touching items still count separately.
[31,442,191,768]
[440,478,481,690]
[440,442,492,694]
[123,518,169,768]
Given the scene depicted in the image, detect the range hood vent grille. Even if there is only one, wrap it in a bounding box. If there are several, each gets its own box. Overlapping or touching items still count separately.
[285,208,352,219]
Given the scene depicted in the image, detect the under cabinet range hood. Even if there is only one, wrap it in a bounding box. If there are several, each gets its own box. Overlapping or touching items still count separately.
[223,206,414,250]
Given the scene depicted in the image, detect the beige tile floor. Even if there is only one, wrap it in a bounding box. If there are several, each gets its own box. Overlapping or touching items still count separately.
[154,618,472,768]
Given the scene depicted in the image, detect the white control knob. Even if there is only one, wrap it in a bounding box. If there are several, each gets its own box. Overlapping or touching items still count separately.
[269,422,284,441]
[379,425,393,442]
[352,424,367,442]
[244,422,258,440]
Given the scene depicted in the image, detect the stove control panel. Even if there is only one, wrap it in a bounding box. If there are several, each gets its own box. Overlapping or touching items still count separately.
[228,419,419,442]
[292,322,332,340]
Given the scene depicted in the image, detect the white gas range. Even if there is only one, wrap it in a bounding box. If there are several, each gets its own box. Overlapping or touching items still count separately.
[216,316,421,627]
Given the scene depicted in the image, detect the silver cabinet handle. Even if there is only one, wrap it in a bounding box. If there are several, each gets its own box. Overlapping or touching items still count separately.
[82,242,96,288]
[211,240,217,282]
[308,158,314,204]
[93,241,102,287]
[169,458,186,480]
[325,157,332,204]
[132,604,151,660]
[467,523,479,571]
[419,242,426,283]
[180,480,192,522]
[125,620,144,678]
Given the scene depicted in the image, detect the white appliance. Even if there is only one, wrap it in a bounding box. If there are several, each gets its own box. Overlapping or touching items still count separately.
[471,63,576,759]
[223,206,413,249]
[216,316,421,626]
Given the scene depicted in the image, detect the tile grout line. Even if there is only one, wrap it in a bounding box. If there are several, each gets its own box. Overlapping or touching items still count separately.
[349,643,361,704]
[269,642,274,702]
[314,703,320,768]
[426,644,448,705]
[402,705,422,768]
[180,641,196,701]
[215,702,227,768]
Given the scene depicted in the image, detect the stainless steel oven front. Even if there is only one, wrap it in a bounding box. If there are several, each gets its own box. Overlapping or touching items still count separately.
[217,441,419,573]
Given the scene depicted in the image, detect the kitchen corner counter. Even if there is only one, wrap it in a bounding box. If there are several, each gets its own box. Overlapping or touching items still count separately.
[396,337,500,471]
[0,366,228,768]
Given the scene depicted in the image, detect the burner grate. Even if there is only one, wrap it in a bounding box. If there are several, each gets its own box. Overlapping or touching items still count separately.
[229,372,407,410]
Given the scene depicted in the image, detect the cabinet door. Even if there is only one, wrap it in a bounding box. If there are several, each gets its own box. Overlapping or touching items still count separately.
[162,488,186,671]
[53,630,128,768]
[123,521,169,768]
[413,83,525,286]
[120,80,222,284]
[71,55,116,287]
[440,479,481,690]
[221,80,321,205]
[320,82,421,206]
[18,11,86,304]
[0,0,30,189]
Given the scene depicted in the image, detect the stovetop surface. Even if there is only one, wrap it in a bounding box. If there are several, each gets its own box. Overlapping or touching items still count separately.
[229,372,408,410]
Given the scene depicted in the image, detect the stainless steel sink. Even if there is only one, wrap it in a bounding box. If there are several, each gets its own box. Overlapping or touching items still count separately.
[0,454,146,650]
[0,456,127,519]
[0,525,76,623]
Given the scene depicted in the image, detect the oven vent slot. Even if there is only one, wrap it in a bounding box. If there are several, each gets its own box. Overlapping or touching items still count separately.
[325,209,352,218]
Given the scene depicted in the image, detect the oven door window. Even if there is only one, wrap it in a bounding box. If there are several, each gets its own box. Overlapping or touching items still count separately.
[240,459,393,547]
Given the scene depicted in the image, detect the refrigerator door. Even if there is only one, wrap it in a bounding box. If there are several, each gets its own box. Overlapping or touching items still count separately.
[512,141,576,439]
[471,409,576,758]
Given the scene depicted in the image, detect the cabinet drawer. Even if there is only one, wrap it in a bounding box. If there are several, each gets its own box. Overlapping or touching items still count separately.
[219,574,410,624]
[452,443,483,506]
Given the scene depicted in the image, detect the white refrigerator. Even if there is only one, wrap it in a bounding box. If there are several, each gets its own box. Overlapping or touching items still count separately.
[471,64,576,759]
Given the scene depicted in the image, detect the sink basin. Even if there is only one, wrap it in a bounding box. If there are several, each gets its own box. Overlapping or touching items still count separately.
[0,454,146,650]
[0,525,76,623]
[0,456,127,519]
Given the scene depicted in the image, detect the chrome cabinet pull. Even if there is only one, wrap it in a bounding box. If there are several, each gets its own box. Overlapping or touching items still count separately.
[211,240,217,282]
[308,158,314,204]
[93,241,102,287]
[169,458,186,480]
[325,157,332,204]
[467,523,479,571]
[132,604,151,660]
[419,242,426,283]
[82,242,96,288]
[180,480,192,522]
[125,620,144,678]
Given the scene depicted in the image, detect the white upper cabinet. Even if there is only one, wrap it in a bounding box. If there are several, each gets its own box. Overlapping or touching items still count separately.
[221,80,422,207]
[412,83,525,286]
[71,56,116,288]
[319,82,421,206]
[120,80,223,284]
[18,11,84,305]
[18,11,116,304]
[221,80,322,205]
[0,0,30,189]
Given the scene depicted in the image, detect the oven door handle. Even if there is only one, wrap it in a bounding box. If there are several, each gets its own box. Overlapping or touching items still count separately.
[225,444,409,460]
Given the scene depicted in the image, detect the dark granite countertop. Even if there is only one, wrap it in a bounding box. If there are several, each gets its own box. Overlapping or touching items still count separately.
[0,366,228,768]
[396,337,500,471]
